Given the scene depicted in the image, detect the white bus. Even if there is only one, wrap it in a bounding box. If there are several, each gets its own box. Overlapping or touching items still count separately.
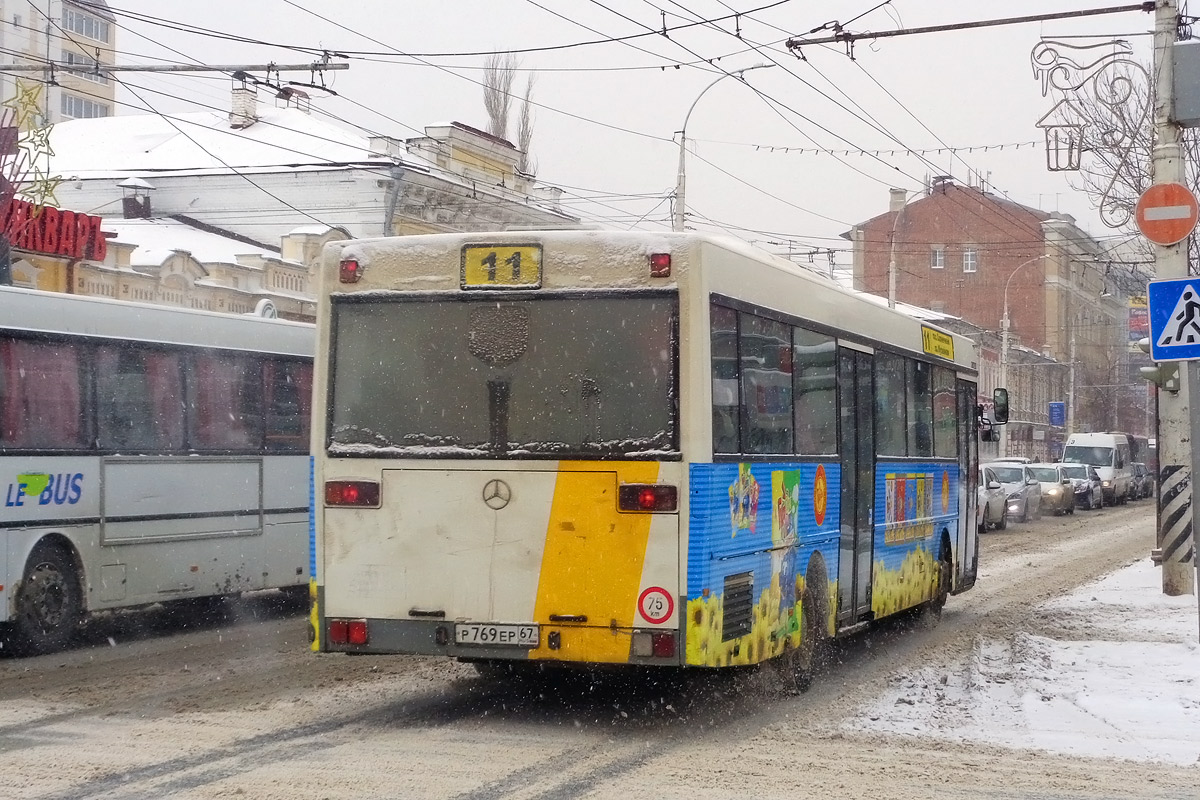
[0,286,314,654]
[312,231,986,683]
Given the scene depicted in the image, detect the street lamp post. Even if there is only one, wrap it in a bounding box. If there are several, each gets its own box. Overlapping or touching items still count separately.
[888,189,921,309]
[1000,254,1050,458]
[673,64,773,233]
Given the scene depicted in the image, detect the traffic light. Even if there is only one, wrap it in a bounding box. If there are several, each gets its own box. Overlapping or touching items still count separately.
[1137,337,1180,392]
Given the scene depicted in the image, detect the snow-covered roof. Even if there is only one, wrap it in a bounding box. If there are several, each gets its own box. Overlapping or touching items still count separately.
[287,224,338,236]
[117,176,155,190]
[106,218,285,268]
[47,106,434,179]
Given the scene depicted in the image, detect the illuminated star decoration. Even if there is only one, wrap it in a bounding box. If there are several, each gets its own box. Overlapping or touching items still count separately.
[1,80,44,130]
[18,124,55,159]
[22,168,64,215]
[2,78,60,236]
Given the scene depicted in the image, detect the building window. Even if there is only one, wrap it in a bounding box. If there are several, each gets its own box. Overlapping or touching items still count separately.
[963,247,978,273]
[61,94,110,119]
[62,7,110,43]
[62,50,108,84]
[930,246,945,269]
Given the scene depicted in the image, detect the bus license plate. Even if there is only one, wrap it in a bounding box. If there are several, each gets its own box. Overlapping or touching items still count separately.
[455,623,539,648]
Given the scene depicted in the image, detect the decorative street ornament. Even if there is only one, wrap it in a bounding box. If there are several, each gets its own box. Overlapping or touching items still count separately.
[0,80,60,226]
[1035,100,1086,171]
[1030,39,1151,228]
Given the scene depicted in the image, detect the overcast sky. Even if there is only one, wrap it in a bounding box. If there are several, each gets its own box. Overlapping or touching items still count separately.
[108,1,1158,268]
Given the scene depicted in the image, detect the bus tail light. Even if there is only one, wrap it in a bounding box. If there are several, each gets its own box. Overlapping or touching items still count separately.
[649,253,671,277]
[339,258,362,283]
[619,483,677,512]
[327,618,369,645]
[632,631,677,658]
[325,480,380,507]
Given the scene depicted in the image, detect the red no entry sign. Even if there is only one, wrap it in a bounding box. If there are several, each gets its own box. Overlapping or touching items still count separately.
[1135,182,1199,246]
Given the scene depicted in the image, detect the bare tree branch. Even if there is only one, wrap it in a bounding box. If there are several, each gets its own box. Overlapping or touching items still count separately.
[482,53,517,141]
[517,74,537,177]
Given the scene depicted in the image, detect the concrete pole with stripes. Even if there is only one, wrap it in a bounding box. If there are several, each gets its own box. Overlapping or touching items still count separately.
[1151,0,1195,596]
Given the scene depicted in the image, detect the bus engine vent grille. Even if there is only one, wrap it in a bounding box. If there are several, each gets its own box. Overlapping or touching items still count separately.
[721,571,754,642]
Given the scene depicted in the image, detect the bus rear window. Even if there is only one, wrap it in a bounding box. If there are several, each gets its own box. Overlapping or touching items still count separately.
[329,295,677,457]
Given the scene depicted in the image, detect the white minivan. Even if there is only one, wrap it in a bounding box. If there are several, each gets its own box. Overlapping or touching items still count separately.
[1062,432,1133,505]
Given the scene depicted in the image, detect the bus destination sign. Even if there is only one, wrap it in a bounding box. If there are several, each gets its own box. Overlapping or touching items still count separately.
[920,326,955,360]
[461,243,543,289]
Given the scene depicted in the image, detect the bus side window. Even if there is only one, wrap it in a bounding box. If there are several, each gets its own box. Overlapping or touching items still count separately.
[96,345,185,452]
[740,313,792,455]
[0,337,86,450]
[188,353,264,451]
[264,360,312,452]
[875,353,907,456]
[792,326,836,455]
[710,304,739,454]
[908,360,933,457]
[932,366,957,458]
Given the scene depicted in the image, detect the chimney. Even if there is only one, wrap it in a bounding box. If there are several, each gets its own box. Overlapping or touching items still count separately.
[118,177,155,219]
[930,175,954,192]
[889,188,906,214]
[533,186,564,212]
[230,85,258,129]
[368,135,404,159]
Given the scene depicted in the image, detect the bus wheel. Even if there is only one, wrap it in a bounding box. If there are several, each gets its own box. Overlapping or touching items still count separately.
[11,542,82,655]
[786,585,828,693]
[927,546,952,616]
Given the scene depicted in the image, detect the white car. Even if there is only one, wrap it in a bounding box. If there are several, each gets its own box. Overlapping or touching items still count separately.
[977,465,1008,531]
[983,462,1042,522]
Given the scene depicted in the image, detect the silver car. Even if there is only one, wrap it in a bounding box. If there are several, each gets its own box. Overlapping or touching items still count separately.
[1028,463,1076,516]
[977,465,1008,531]
[983,462,1042,522]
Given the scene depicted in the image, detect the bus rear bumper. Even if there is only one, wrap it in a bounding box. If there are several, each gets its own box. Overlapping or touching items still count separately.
[318,617,682,666]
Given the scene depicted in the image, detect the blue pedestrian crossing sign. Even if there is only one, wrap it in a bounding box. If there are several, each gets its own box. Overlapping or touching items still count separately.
[1148,277,1200,361]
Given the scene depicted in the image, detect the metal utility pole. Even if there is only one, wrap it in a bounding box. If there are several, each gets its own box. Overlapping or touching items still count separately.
[1151,0,1195,596]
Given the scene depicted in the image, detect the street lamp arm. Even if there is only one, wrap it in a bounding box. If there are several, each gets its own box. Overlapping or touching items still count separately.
[673,63,774,232]
[999,253,1050,458]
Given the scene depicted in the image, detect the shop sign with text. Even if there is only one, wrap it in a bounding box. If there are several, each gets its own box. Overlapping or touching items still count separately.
[2,198,108,260]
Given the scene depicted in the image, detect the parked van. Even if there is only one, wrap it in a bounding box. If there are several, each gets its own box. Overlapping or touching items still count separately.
[1062,432,1133,505]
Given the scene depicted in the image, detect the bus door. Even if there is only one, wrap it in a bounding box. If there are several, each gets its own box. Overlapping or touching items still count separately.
[955,380,980,589]
[836,349,875,625]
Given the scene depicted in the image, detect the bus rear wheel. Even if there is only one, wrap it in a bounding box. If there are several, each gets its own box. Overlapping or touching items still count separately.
[783,584,828,694]
[10,542,82,655]
[927,546,952,616]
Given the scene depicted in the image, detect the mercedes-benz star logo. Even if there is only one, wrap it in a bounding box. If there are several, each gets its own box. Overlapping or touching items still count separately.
[482,479,512,510]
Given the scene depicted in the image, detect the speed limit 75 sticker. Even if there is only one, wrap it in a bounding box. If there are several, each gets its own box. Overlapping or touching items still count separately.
[638,586,674,624]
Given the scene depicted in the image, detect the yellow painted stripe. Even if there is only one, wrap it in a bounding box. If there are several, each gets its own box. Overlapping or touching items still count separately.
[309,580,320,652]
[529,461,660,663]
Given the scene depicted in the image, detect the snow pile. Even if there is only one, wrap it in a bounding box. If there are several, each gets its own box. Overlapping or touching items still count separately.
[852,559,1200,765]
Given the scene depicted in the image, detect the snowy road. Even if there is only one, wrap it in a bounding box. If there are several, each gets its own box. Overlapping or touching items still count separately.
[2,500,1194,799]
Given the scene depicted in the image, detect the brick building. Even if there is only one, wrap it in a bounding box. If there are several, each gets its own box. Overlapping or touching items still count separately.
[844,177,1138,457]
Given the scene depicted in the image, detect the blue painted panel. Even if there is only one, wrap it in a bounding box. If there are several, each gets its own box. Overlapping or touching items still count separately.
[870,462,959,617]
[687,462,839,598]
[685,461,841,666]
